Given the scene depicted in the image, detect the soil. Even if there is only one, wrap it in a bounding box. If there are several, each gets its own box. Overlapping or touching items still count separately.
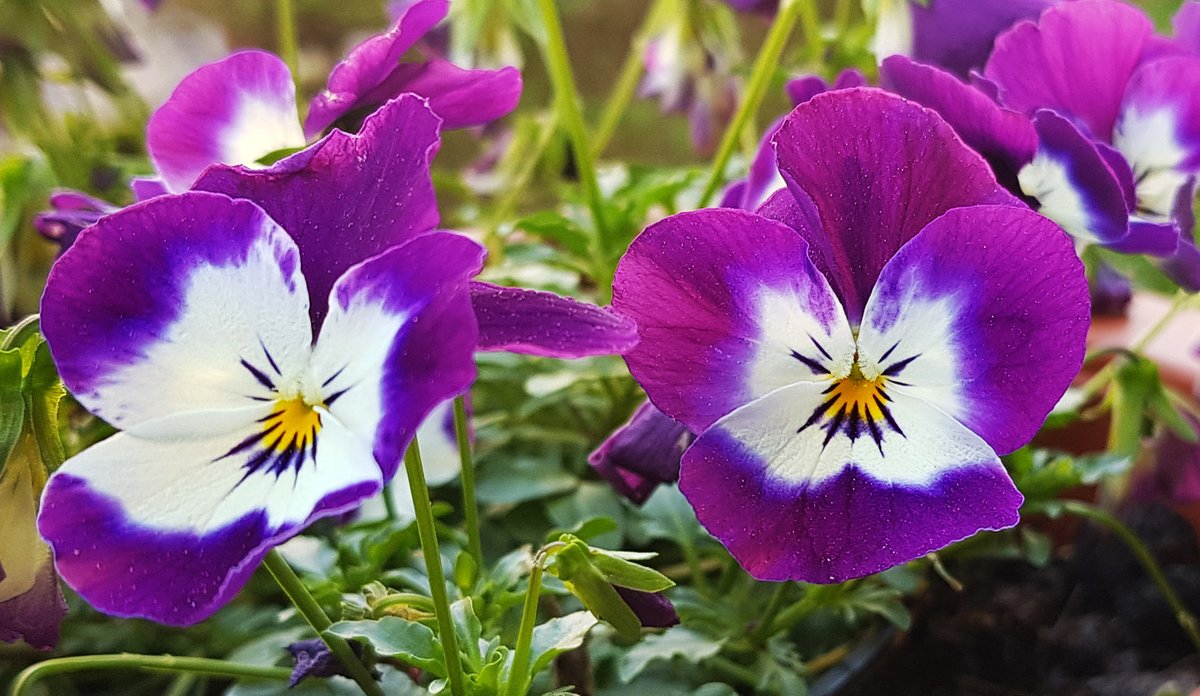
[843,503,1200,696]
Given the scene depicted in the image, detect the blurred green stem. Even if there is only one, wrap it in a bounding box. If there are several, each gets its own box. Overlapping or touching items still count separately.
[1036,500,1200,655]
[534,0,611,252]
[275,0,300,83]
[796,0,825,64]
[404,438,467,696]
[505,555,545,696]
[592,0,675,156]
[750,582,790,644]
[1079,290,1194,401]
[11,654,289,696]
[262,550,385,696]
[453,395,483,568]
[483,111,560,263]
[697,0,802,207]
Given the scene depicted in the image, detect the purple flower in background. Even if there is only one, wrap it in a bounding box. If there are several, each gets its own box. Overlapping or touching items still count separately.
[589,401,694,505]
[615,586,680,628]
[35,192,118,252]
[614,90,1090,582]
[1132,414,1200,505]
[147,0,521,193]
[873,0,1059,77]
[721,69,866,211]
[304,0,521,138]
[0,440,67,650]
[37,186,485,625]
[983,0,1200,289]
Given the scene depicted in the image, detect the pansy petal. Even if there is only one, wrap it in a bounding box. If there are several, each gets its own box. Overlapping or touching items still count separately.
[40,192,312,429]
[984,0,1152,140]
[335,60,522,131]
[0,453,62,649]
[131,176,169,202]
[680,382,1022,583]
[38,412,381,625]
[196,94,441,328]
[1019,109,1130,244]
[1115,56,1200,191]
[722,117,786,211]
[471,282,638,358]
[1109,219,1181,256]
[857,205,1089,455]
[613,209,854,432]
[906,0,1058,78]
[1176,1,1200,54]
[589,400,692,505]
[147,51,305,193]
[879,55,1037,181]
[310,233,485,481]
[0,558,65,650]
[771,88,1016,322]
[302,0,449,137]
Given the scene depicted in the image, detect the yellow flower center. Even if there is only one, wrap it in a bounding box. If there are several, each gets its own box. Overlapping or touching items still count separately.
[262,397,322,454]
[824,375,888,424]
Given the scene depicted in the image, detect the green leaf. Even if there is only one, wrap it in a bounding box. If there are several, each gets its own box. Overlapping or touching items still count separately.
[454,550,479,592]
[515,211,591,257]
[475,457,578,505]
[528,611,598,674]
[450,597,484,672]
[26,340,66,469]
[589,548,674,593]
[616,627,724,683]
[0,347,26,478]
[637,485,705,550]
[549,541,641,640]
[1149,386,1199,443]
[326,617,446,677]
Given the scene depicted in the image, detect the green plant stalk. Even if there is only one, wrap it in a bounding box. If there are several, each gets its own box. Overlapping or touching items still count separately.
[504,559,545,696]
[483,110,560,262]
[453,395,484,568]
[11,654,290,696]
[1079,290,1193,401]
[591,0,675,156]
[696,0,803,207]
[381,482,399,522]
[274,0,300,84]
[1055,500,1200,655]
[749,582,790,644]
[261,550,385,696]
[404,438,467,696]
[796,0,825,64]
[534,0,611,252]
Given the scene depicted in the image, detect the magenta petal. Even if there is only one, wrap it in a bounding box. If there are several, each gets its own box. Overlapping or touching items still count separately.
[195,94,441,328]
[1175,1,1200,55]
[0,559,67,650]
[985,0,1153,141]
[470,282,637,358]
[879,55,1037,181]
[907,0,1058,78]
[340,60,523,131]
[589,400,692,504]
[1118,56,1200,172]
[130,176,169,202]
[147,50,305,192]
[771,88,1017,322]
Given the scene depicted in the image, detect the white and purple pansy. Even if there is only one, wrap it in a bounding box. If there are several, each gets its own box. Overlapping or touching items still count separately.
[614,89,1090,582]
[982,0,1200,289]
[37,190,485,625]
[146,0,521,194]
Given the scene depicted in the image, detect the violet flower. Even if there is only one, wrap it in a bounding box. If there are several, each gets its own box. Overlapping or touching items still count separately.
[37,181,485,625]
[147,0,521,194]
[613,89,1090,582]
[872,0,1059,78]
[981,0,1200,289]
[35,191,118,253]
[589,401,694,505]
[615,586,680,628]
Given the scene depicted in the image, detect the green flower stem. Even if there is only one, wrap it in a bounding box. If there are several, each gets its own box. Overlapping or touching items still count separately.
[483,110,560,263]
[749,582,790,644]
[534,0,611,253]
[453,395,484,569]
[404,438,467,696]
[1079,290,1194,401]
[261,550,385,696]
[504,556,545,696]
[1048,500,1200,655]
[696,0,803,207]
[274,0,299,84]
[591,0,674,156]
[796,0,825,64]
[11,654,290,696]
[381,482,399,522]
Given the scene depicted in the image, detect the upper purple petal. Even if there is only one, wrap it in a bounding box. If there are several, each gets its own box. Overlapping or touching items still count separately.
[984,0,1153,141]
[147,50,305,192]
[195,94,441,329]
[768,88,1017,323]
[588,400,692,505]
[879,55,1037,185]
[470,282,638,358]
[908,0,1059,78]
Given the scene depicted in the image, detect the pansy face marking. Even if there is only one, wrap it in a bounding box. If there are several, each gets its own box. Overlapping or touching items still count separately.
[614,89,1090,584]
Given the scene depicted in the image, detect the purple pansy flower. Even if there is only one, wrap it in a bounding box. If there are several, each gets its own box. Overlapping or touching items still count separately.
[589,401,693,505]
[35,191,118,253]
[873,0,1059,77]
[148,0,520,193]
[613,89,1090,582]
[37,185,485,625]
[981,0,1200,288]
